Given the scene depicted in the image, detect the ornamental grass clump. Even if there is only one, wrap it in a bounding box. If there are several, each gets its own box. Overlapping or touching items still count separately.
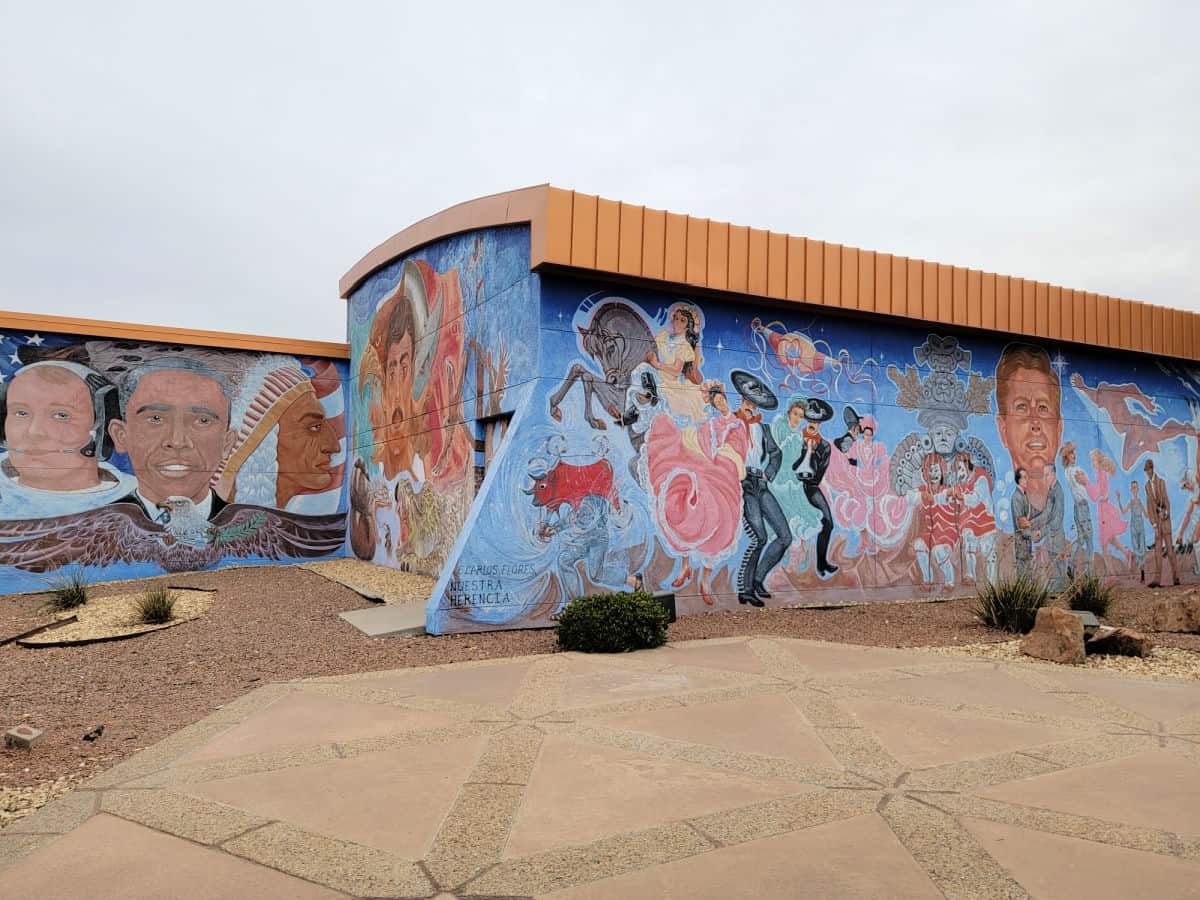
[46,565,90,611]
[973,571,1052,634]
[1062,572,1113,618]
[556,591,669,653]
[136,586,177,625]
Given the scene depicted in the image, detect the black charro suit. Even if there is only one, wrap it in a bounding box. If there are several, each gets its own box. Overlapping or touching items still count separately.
[793,435,836,575]
[738,420,793,600]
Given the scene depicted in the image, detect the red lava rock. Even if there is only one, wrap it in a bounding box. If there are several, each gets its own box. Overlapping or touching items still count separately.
[1148,594,1200,634]
[1087,627,1155,658]
[1020,607,1085,665]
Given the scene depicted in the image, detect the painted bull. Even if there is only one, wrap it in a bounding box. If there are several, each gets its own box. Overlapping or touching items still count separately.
[525,458,619,513]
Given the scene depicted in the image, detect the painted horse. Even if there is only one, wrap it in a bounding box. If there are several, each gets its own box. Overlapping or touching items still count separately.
[548,300,655,432]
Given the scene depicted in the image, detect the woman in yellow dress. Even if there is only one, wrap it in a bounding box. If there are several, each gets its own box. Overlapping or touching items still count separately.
[644,303,707,423]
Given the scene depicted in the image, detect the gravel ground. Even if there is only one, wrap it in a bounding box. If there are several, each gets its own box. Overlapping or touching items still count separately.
[926,639,1200,680]
[2,565,1198,828]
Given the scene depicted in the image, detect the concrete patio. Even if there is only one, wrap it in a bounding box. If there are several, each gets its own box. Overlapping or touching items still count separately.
[1,636,1198,899]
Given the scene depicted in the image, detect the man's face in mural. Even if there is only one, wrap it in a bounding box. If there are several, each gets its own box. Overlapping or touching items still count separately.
[930,424,957,455]
[5,367,99,490]
[996,367,1063,480]
[110,370,236,505]
[275,389,340,504]
[385,332,415,426]
[383,329,428,477]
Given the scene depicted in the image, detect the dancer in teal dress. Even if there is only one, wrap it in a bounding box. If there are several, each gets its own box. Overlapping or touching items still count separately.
[771,398,824,571]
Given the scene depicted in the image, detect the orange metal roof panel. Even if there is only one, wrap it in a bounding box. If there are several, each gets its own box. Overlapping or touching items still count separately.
[859,250,876,313]
[338,185,1200,362]
[728,225,749,294]
[0,310,349,358]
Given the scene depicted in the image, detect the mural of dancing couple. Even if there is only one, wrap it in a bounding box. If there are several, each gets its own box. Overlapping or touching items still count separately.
[419,265,1200,633]
[0,331,349,593]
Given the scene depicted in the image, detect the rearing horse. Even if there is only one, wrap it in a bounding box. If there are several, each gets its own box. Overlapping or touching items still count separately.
[548,300,654,432]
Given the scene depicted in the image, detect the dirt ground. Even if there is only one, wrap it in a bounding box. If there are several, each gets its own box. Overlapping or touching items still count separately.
[1,565,1197,799]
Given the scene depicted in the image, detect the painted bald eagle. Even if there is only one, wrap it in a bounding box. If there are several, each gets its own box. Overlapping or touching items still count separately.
[0,501,346,573]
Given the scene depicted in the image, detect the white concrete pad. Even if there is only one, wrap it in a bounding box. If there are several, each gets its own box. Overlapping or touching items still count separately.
[338,602,427,636]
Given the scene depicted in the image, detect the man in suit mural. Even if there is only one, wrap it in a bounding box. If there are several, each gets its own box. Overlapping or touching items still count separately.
[730,370,791,607]
[1144,457,1179,587]
[108,357,237,523]
[1011,468,1038,577]
[791,397,838,579]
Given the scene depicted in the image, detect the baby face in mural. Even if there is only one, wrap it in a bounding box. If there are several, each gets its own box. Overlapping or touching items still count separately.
[3,365,104,490]
[995,344,1063,508]
[275,388,341,506]
[110,364,236,506]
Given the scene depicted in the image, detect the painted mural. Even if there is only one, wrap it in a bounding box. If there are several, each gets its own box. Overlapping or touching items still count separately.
[428,275,1200,633]
[0,332,348,593]
[345,226,537,577]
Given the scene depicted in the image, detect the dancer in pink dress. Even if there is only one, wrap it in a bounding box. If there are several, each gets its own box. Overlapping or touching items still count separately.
[1088,449,1132,575]
[824,413,910,552]
[646,380,747,605]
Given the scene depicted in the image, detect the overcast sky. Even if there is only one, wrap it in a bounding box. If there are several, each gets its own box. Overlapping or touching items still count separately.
[2,2,1197,344]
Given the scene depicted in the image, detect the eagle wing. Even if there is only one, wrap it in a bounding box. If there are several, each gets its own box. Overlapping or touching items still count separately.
[0,503,167,573]
[208,504,346,560]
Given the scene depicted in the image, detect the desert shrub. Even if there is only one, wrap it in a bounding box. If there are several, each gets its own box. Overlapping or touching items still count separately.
[973,571,1052,634]
[135,586,177,624]
[46,565,90,611]
[1062,573,1113,618]
[556,591,669,653]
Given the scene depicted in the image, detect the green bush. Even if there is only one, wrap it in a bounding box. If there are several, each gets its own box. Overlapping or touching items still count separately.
[1062,573,1113,618]
[135,586,177,625]
[46,565,90,611]
[556,591,669,653]
[973,571,1052,634]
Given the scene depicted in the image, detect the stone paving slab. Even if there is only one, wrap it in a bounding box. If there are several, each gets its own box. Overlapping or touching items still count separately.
[1,635,1198,899]
[337,601,427,636]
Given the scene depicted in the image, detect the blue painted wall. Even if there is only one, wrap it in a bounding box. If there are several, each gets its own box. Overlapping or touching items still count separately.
[426,273,1200,633]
